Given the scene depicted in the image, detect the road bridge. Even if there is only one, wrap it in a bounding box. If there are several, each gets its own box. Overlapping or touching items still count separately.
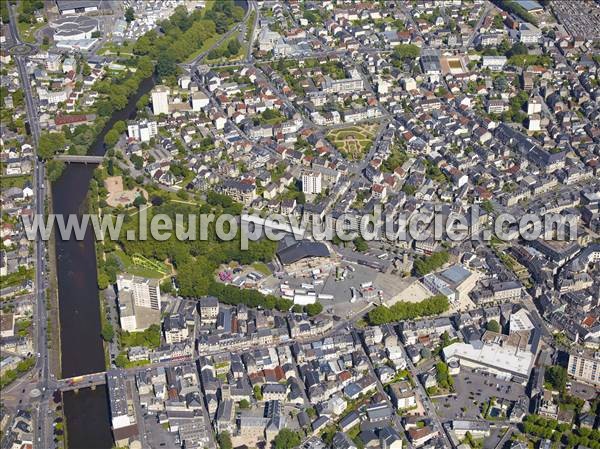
[54,155,105,164]
[56,372,107,392]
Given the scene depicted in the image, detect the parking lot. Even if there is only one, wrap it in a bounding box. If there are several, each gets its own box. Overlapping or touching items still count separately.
[434,367,527,421]
[569,380,597,401]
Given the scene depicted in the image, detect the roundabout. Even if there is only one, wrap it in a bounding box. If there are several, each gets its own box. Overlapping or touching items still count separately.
[8,42,37,56]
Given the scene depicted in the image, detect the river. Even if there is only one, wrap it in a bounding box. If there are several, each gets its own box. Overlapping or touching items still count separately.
[53,76,155,449]
[53,1,250,445]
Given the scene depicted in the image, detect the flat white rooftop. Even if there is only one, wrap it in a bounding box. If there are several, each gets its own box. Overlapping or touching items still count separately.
[443,341,534,378]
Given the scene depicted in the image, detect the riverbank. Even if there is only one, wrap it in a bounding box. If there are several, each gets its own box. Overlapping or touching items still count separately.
[48,2,249,446]
[46,185,61,379]
[54,76,156,449]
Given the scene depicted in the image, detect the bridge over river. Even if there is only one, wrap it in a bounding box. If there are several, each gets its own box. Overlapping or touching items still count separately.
[54,155,105,164]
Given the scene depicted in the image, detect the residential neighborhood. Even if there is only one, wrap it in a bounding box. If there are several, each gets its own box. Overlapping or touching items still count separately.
[0,1,599,449]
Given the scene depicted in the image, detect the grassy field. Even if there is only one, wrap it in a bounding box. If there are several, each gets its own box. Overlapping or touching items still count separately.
[97,42,135,58]
[113,250,166,279]
[16,20,44,44]
[0,175,31,189]
[251,262,271,276]
[184,33,222,63]
[205,32,244,64]
[326,123,379,160]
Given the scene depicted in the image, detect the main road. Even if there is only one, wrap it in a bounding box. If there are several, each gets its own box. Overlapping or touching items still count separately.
[396,342,454,448]
[7,3,52,449]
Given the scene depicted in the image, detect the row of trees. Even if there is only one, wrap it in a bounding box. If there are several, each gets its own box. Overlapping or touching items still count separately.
[292,302,323,317]
[0,357,35,389]
[521,414,600,448]
[208,38,242,61]
[132,2,243,82]
[413,251,450,276]
[435,362,454,390]
[368,294,449,325]
[208,283,293,312]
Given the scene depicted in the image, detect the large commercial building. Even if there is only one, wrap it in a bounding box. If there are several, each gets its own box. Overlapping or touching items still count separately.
[56,0,100,15]
[422,264,478,304]
[567,350,599,386]
[51,15,98,41]
[151,85,170,115]
[443,340,534,384]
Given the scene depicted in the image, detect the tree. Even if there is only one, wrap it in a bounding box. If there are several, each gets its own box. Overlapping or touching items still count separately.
[217,431,232,449]
[273,429,301,449]
[115,353,128,368]
[440,331,452,347]
[208,49,221,60]
[156,52,177,80]
[46,160,65,182]
[227,38,241,56]
[253,385,263,400]
[481,200,494,214]
[506,42,528,58]
[545,366,567,392]
[133,195,147,208]
[125,6,135,23]
[101,323,114,342]
[38,132,66,159]
[97,272,110,289]
[368,295,449,325]
[353,236,368,252]
[131,154,144,170]
[104,129,120,148]
[391,44,420,66]
[486,319,500,333]
[81,61,91,77]
[113,120,127,134]
[413,251,450,276]
[305,302,323,317]
[238,399,250,409]
[492,14,504,29]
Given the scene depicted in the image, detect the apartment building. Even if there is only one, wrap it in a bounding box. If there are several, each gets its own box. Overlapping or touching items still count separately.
[117,274,161,310]
[568,350,599,386]
[302,170,322,195]
[127,120,158,142]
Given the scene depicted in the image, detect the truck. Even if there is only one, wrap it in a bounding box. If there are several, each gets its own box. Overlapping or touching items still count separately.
[67,376,84,386]
[318,294,334,300]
